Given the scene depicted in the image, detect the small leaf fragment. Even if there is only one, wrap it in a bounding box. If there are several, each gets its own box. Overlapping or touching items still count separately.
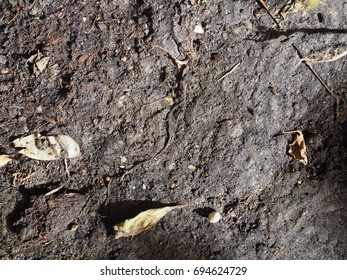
[114,204,186,239]
[283,130,308,165]
[194,23,204,34]
[13,133,80,161]
[0,154,12,168]
[35,56,49,72]
[165,96,174,106]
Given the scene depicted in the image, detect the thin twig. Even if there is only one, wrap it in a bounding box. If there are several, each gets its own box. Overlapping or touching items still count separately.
[217,61,241,82]
[152,44,188,68]
[44,186,64,197]
[64,158,70,180]
[292,43,340,117]
[257,0,285,30]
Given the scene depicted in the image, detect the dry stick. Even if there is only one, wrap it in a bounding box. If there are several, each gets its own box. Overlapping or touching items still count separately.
[257,1,341,118]
[217,61,241,82]
[292,43,340,118]
[257,0,284,30]
[44,186,64,197]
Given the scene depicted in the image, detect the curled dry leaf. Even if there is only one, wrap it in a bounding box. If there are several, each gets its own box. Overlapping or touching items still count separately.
[283,130,308,165]
[13,134,80,161]
[114,204,186,239]
[0,154,12,168]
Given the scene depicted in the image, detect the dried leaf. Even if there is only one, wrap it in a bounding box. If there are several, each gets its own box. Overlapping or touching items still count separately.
[300,49,347,64]
[27,51,49,74]
[35,56,49,72]
[114,204,186,239]
[13,134,80,161]
[0,154,12,168]
[165,96,174,106]
[283,130,308,165]
[194,23,204,34]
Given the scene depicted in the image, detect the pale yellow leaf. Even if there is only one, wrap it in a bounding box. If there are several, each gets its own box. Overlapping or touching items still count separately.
[114,204,186,239]
[13,134,80,161]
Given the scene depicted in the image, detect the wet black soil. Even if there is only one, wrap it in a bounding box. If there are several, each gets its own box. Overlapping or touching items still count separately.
[0,0,346,259]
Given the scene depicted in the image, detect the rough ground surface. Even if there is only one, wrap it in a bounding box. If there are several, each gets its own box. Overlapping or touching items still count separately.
[0,0,346,259]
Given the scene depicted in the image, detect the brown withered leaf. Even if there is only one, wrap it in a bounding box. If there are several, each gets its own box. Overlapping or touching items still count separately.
[113,204,186,239]
[283,130,308,165]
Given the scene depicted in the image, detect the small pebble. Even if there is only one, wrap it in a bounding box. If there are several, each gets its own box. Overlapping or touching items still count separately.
[188,164,197,172]
[208,211,221,223]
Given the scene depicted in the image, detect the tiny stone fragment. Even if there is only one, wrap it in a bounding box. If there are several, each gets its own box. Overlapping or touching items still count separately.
[188,164,197,172]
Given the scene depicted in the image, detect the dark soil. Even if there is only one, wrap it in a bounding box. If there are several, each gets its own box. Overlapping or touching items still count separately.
[0,0,346,259]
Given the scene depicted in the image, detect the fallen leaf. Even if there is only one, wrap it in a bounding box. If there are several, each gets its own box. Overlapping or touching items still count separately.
[165,96,174,106]
[114,204,186,239]
[283,130,308,165]
[0,154,12,168]
[35,56,49,72]
[27,51,49,74]
[194,23,204,34]
[13,133,80,161]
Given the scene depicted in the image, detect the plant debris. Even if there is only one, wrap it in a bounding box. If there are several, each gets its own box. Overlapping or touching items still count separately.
[27,51,49,74]
[279,0,305,18]
[13,133,81,161]
[0,154,12,168]
[283,130,308,165]
[113,204,186,239]
[279,0,321,18]
[299,48,347,64]
[194,23,204,34]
